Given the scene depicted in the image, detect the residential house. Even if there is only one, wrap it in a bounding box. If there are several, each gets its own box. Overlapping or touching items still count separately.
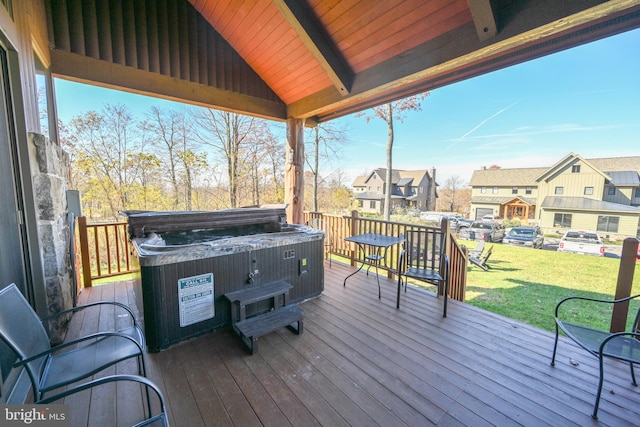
[352,168,437,214]
[468,153,640,237]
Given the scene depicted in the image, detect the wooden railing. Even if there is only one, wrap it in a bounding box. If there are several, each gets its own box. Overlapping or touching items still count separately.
[75,212,468,300]
[76,217,135,287]
[305,211,468,302]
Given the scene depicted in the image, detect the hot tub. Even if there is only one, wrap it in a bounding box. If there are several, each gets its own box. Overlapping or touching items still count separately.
[127,208,324,351]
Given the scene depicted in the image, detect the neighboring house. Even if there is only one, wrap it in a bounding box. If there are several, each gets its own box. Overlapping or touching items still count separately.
[468,153,640,237]
[352,168,437,214]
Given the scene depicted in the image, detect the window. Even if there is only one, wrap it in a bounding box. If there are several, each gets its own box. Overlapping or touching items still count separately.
[492,187,498,194]
[571,165,581,173]
[554,186,564,195]
[608,187,616,195]
[481,187,487,194]
[553,213,572,228]
[369,201,376,209]
[584,187,594,195]
[525,187,532,195]
[635,188,640,198]
[512,187,518,194]
[597,216,619,233]
[357,200,363,208]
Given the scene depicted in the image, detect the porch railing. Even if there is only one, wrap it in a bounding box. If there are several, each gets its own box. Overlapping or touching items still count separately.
[305,211,468,302]
[76,217,134,287]
[75,212,468,301]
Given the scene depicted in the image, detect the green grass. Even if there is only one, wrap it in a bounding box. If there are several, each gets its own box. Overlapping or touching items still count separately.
[461,241,640,332]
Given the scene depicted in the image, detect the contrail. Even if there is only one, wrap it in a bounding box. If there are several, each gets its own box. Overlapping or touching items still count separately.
[447,102,517,149]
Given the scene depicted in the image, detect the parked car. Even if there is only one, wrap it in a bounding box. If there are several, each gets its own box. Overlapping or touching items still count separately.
[503,226,544,249]
[481,214,503,222]
[458,221,505,243]
[557,230,605,256]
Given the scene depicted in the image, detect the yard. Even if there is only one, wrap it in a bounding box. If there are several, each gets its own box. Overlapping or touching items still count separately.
[462,240,640,332]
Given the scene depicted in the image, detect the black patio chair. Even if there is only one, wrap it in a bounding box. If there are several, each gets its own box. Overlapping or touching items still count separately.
[397,230,449,317]
[0,283,148,406]
[551,293,640,418]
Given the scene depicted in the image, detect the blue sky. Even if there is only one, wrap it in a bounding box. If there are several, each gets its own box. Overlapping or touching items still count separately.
[54,28,640,187]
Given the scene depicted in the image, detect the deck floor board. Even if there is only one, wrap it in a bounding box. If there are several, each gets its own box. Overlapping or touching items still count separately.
[62,262,639,426]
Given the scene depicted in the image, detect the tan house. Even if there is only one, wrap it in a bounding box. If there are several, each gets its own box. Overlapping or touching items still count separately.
[469,153,640,237]
[352,168,437,214]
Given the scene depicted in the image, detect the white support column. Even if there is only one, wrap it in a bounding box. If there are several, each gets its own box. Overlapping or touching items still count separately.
[285,118,305,224]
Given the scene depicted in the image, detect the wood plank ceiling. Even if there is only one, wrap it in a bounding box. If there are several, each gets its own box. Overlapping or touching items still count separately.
[48,0,640,124]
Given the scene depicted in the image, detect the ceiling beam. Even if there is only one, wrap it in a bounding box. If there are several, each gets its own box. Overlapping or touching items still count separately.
[467,0,498,42]
[50,50,288,121]
[290,0,640,122]
[272,0,353,96]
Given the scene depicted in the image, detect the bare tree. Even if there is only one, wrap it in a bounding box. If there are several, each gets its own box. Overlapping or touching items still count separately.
[359,94,428,220]
[305,123,346,212]
[443,175,464,212]
[193,109,259,208]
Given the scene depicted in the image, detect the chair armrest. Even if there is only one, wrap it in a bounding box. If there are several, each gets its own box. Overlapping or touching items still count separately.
[40,301,139,326]
[599,331,640,362]
[555,293,640,319]
[37,374,169,426]
[15,329,144,367]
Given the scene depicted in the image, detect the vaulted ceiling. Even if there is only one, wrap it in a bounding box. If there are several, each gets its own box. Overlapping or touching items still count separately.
[48,0,640,124]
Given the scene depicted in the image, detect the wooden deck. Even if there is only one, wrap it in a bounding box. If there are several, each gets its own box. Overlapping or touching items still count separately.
[64,262,640,426]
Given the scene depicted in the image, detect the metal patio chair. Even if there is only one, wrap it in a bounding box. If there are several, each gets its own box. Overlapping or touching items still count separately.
[0,283,148,405]
[551,293,640,418]
[397,229,449,317]
[39,374,170,427]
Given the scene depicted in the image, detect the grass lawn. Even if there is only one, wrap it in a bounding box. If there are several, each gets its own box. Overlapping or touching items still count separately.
[461,240,640,333]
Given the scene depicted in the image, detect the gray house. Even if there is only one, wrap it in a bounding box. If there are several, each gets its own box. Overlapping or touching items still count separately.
[352,168,437,214]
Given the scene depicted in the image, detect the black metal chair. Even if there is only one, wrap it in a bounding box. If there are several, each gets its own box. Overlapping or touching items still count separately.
[397,230,449,317]
[0,283,148,405]
[551,294,640,418]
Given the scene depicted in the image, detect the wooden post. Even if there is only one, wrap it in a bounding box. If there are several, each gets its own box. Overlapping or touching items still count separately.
[285,118,305,224]
[77,216,92,288]
[349,210,358,266]
[610,238,638,333]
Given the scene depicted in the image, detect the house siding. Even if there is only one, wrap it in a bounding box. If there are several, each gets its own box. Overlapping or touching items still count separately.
[469,154,640,239]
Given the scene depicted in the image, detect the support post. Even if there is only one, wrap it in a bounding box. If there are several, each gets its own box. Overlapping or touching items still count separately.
[285,118,305,224]
[77,216,92,288]
[610,238,638,333]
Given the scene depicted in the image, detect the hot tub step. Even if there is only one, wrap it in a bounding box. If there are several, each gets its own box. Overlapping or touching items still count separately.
[225,280,293,325]
[234,304,303,354]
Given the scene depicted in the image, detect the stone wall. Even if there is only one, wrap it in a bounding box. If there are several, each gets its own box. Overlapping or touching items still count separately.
[28,132,75,344]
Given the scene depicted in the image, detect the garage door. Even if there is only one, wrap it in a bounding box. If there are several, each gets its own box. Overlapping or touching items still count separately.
[475,208,493,220]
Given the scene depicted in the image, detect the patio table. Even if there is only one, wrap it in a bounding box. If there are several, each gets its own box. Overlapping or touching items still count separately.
[343,233,404,299]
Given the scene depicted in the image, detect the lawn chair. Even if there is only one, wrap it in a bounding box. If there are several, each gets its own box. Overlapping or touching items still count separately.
[468,240,485,258]
[469,244,493,271]
[0,283,148,406]
[551,293,640,418]
[397,229,449,317]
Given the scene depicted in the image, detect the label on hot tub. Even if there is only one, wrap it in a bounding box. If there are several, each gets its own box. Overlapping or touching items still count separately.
[178,273,214,327]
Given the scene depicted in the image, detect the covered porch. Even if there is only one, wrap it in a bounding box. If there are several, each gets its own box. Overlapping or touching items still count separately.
[66,262,639,426]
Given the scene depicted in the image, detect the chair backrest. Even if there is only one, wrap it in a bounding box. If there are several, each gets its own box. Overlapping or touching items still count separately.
[0,284,51,392]
[405,229,445,271]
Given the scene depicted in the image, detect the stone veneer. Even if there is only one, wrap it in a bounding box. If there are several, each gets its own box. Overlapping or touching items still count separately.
[28,133,74,344]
